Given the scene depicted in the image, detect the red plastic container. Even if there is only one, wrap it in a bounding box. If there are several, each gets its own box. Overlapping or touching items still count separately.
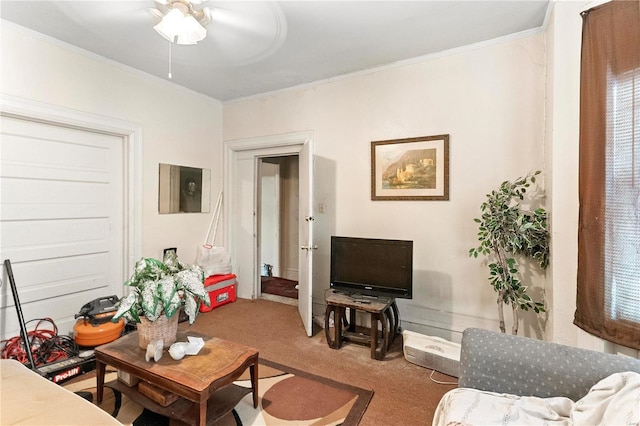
[204,273,236,288]
[200,283,237,312]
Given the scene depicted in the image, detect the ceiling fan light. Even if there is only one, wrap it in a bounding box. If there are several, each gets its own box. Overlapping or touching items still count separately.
[152,2,208,45]
[176,31,198,45]
[153,21,172,42]
[154,8,185,41]
[183,15,207,43]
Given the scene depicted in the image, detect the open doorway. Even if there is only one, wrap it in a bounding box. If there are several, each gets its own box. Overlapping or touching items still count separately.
[258,155,300,305]
[225,130,314,335]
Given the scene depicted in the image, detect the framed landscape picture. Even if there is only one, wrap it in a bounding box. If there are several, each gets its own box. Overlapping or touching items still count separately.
[371,134,449,201]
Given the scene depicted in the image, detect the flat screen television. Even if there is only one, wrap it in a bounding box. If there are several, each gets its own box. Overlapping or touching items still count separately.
[330,236,413,299]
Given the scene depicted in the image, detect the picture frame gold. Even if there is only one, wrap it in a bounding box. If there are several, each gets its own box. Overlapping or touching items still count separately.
[371,134,449,201]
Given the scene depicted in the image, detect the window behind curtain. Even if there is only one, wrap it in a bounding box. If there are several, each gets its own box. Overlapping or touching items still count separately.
[575,0,640,350]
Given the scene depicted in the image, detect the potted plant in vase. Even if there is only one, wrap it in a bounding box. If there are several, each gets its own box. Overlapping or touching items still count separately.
[112,250,210,348]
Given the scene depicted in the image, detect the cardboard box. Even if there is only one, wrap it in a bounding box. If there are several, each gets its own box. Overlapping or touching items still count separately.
[117,369,139,387]
[200,283,237,312]
[138,381,178,407]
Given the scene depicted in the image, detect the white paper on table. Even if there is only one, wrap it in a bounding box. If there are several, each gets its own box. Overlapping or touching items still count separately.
[184,336,205,355]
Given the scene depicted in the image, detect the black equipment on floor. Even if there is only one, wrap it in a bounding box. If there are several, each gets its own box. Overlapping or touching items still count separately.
[2,259,97,384]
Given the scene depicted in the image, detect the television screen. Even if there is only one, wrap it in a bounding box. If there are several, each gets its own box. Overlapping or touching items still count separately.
[330,236,413,299]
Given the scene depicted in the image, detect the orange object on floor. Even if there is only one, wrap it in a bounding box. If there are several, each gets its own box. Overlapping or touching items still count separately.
[73,317,124,347]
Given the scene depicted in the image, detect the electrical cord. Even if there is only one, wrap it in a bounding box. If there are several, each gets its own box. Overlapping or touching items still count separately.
[429,369,458,385]
[0,318,79,367]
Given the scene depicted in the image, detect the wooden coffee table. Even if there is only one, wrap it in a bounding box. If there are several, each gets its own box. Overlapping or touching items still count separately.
[95,330,258,426]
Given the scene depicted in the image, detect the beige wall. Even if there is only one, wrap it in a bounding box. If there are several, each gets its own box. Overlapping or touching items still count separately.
[544,0,585,347]
[224,33,547,340]
[1,23,224,264]
[4,3,625,349]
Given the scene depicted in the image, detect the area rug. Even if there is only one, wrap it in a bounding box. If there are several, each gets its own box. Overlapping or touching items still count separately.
[261,276,299,299]
[64,359,373,426]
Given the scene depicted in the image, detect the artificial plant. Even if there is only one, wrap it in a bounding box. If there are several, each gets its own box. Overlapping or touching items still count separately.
[469,171,549,335]
[112,250,210,325]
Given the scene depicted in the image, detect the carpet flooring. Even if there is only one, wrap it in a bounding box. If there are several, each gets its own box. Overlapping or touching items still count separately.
[64,359,372,426]
[68,298,456,425]
[261,276,298,299]
[187,298,457,425]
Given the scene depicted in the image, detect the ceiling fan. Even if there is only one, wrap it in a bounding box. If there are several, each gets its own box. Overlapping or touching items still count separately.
[150,0,212,45]
[147,0,287,67]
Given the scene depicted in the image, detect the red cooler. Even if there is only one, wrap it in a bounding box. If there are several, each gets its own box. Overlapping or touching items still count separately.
[200,274,237,312]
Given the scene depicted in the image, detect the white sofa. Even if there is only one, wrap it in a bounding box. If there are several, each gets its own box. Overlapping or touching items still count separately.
[1,359,121,425]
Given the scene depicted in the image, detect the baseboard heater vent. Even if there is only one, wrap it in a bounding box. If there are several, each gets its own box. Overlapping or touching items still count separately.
[402,330,461,378]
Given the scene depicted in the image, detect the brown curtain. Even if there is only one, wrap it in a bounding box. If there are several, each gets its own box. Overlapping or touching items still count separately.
[574,0,640,350]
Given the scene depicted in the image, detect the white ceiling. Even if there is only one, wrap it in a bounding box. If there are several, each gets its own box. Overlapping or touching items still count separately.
[0,1,551,102]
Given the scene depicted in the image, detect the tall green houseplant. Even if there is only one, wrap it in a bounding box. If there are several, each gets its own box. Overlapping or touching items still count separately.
[469,171,549,335]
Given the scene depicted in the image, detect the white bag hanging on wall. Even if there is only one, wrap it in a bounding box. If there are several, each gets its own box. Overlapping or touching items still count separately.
[196,192,232,277]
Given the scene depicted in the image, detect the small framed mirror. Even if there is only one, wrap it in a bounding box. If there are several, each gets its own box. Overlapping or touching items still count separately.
[159,163,211,214]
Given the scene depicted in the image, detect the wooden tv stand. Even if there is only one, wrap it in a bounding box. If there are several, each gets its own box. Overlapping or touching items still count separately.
[324,290,400,360]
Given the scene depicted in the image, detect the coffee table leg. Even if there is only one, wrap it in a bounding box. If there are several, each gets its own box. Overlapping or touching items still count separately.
[96,360,106,404]
[250,361,259,408]
[197,400,207,426]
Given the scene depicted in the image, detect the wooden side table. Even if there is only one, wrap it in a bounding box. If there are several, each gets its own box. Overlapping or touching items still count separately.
[324,290,400,360]
[95,330,258,426]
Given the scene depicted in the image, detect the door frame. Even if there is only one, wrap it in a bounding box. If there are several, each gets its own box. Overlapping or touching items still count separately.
[224,131,313,317]
[0,94,143,284]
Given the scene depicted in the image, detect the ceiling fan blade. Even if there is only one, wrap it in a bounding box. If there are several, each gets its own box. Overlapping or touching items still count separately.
[207,3,286,38]
[149,8,164,21]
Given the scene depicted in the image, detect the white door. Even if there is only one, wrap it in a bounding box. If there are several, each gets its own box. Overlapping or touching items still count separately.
[298,139,314,336]
[233,154,259,292]
[0,115,125,340]
[226,132,314,335]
